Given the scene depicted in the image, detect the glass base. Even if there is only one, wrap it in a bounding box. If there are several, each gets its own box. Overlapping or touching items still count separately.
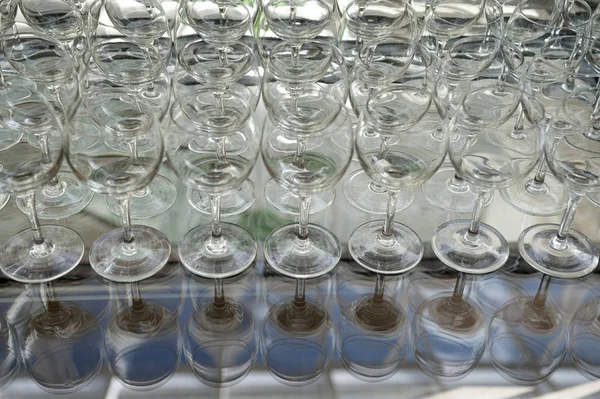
[432,220,509,275]
[518,224,599,279]
[0,194,9,211]
[343,170,415,214]
[348,220,423,275]
[20,173,94,220]
[105,175,177,219]
[264,223,341,279]
[264,179,334,215]
[90,226,171,282]
[422,168,494,213]
[187,179,256,217]
[179,223,256,279]
[500,172,568,216]
[0,226,84,283]
[587,191,600,208]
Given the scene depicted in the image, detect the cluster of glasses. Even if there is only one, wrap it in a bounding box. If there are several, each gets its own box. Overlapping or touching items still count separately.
[1,0,600,390]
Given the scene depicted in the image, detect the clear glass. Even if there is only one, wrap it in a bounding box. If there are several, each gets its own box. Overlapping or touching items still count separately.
[261,107,353,279]
[105,281,181,390]
[0,316,19,390]
[262,278,335,386]
[423,0,486,52]
[183,0,250,43]
[0,86,85,283]
[67,105,171,282]
[517,88,600,279]
[349,86,444,274]
[569,297,600,379]
[166,94,259,279]
[21,282,103,394]
[488,275,567,385]
[432,83,545,275]
[412,273,486,381]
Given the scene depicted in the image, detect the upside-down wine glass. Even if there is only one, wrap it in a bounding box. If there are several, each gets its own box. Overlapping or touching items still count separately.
[3,23,95,220]
[262,104,353,278]
[349,85,443,273]
[569,296,600,380]
[518,88,600,279]
[262,40,348,215]
[432,83,545,275]
[0,85,85,283]
[500,33,591,216]
[67,101,171,282]
[166,92,259,279]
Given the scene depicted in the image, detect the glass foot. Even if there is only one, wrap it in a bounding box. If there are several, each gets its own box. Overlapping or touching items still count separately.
[518,224,599,279]
[264,179,334,215]
[343,170,415,214]
[179,223,257,279]
[20,173,94,220]
[422,168,494,213]
[0,226,84,283]
[264,223,341,279]
[348,220,423,275]
[188,179,255,217]
[500,172,568,216]
[105,175,177,219]
[432,220,508,275]
[0,194,9,211]
[90,226,171,282]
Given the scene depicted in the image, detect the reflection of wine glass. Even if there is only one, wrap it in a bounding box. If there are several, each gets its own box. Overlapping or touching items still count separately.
[338,270,409,382]
[22,282,103,394]
[0,316,18,390]
[569,297,600,379]
[184,277,256,387]
[262,278,335,386]
[488,275,567,385]
[105,281,181,390]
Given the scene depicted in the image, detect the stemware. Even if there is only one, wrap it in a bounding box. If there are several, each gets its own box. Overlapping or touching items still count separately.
[262,106,353,279]
[569,296,600,379]
[0,84,85,284]
[488,274,567,385]
[412,272,486,381]
[262,277,335,386]
[66,104,171,282]
[2,22,94,220]
[0,316,18,390]
[105,281,181,390]
[182,0,251,44]
[432,84,545,275]
[21,282,103,394]
[166,93,259,279]
[184,275,256,387]
[262,41,348,215]
[500,33,592,217]
[349,86,444,274]
[518,88,600,279]
[504,0,561,53]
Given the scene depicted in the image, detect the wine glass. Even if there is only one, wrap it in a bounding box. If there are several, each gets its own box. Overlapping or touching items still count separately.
[182,0,251,44]
[338,271,410,382]
[21,282,103,394]
[262,105,353,279]
[569,296,600,379]
[349,86,444,274]
[66,103,171,282]
[500,33,592,217]
[166,92,259,279]
[262,41,348,215]
[412,272,486,381]
[488,275,567,385]
[175,40,261,217]
[0,84,85,284]
[184,276,257,387]
[105,281,181,390]
[262,278,335,386]
[432,83,545,275]
[504,0,561,52]
[518,88,600,279]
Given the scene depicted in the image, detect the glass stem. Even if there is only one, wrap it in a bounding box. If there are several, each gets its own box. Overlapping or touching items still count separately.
[463,189,489,245]
[214,278,225,308]
[451,272,466,303]
[41,282,61,314]
[373,273,385,301]
[293,136,307,168]
[298,195,311,239]
[17,192,44,244]
[116,195,133,243]
[532,274,551,309]
[127,137,139,165]
[293,278,306,311]
[210,193,222,237]
[48,84,66,115]
[291,43,301,68]
[127,282,144,311]
[382,191,399,236]
[549,191,582,251]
